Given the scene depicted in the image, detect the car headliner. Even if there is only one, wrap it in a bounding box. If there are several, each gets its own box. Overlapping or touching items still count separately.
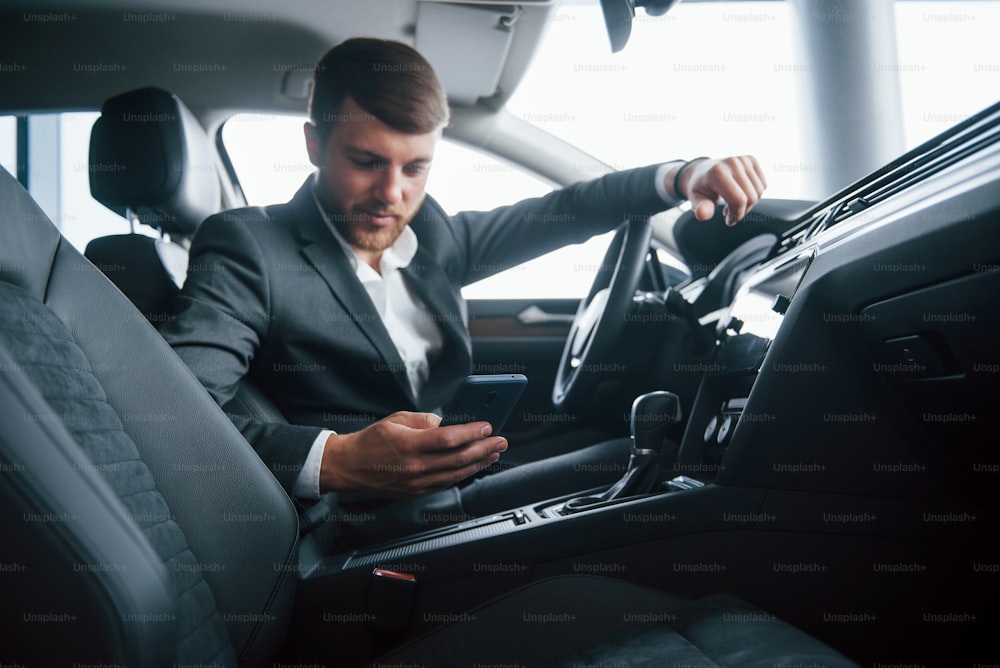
[1,0,643,196]
[0,0,556,117]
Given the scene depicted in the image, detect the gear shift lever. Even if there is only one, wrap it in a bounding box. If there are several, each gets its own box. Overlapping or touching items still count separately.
[561,391,681,514]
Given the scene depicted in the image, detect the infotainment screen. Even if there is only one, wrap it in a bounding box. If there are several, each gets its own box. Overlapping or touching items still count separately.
[719,250,815,369]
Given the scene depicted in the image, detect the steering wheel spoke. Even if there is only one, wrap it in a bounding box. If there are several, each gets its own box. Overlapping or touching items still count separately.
[552,216,654,412]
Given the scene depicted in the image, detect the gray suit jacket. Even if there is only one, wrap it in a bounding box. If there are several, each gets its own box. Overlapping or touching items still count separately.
[161,164,668,491]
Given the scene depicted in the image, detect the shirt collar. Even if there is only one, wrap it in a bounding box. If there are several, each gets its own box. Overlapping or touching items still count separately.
[310,179,418,275]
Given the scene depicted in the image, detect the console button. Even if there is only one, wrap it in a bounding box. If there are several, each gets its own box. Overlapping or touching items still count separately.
[704,415,719,442]
[716,415,733,444]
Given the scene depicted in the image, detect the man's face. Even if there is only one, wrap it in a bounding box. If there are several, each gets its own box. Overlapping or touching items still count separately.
[305,97,438,257]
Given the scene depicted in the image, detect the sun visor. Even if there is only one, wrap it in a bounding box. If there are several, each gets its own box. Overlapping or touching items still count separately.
[415,2,520,106]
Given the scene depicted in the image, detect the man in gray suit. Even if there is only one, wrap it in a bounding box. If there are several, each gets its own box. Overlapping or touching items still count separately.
[161,38,766,517]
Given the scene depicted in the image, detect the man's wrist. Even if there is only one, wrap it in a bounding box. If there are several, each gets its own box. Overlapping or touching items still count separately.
[654,161,685,205]
[670,157,710,201]
[318,430,346,494]
[293,429,336,499]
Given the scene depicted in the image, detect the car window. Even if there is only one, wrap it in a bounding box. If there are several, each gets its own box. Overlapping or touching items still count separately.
[507,3,806,197]
[426,141,616,300]
[221,114,313,206]
[894,2,1000,147]
[0,116,16,177]
[222,113,553,218]
[222,114,613,299]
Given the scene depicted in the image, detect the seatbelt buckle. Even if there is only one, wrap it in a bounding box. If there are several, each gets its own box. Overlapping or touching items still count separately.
[366,568,417,630]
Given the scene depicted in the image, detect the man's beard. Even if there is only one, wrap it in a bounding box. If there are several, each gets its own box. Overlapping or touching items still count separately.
[332,207,410,253]
[315,176,417,253]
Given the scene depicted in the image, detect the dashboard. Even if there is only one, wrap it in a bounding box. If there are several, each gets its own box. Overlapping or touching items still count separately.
[659,101,1000,504]
[674,141,1000,505]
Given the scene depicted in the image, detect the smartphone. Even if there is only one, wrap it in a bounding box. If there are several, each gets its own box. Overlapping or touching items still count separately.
[440,374,528,434]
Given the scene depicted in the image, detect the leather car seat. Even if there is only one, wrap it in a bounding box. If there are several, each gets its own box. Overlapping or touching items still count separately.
[1,165,298,667]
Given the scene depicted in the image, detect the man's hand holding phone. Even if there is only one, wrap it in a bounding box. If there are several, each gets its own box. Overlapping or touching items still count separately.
[319,412,507,497]
[316,375,526,497]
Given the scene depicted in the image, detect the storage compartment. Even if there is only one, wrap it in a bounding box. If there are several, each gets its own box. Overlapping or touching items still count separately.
[859,269,1000,508]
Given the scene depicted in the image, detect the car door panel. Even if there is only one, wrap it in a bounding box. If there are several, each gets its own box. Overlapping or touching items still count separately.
[466,297,576,436]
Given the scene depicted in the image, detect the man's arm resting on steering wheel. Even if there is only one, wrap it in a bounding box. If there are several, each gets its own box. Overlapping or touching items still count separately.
[664,156,768,226]
[453,156,768,286]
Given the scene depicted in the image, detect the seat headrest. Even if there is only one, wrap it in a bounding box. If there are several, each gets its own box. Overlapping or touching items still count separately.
[89,86,220,239]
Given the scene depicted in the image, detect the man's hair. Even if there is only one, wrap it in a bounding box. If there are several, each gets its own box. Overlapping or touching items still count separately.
[309,37,449,139]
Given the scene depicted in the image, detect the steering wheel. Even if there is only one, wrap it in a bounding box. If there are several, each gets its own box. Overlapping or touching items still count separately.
[552,215,653,413]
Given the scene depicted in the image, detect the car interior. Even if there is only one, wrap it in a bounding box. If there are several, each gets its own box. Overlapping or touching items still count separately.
[2,0,998,666]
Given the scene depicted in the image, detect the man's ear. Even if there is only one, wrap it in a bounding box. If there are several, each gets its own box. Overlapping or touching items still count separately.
[304,121,324,167]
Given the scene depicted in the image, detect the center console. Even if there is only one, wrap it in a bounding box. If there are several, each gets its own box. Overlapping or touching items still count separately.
[674,248,814,480]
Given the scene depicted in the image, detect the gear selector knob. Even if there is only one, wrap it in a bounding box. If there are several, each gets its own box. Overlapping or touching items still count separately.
[631,390,681,455]
[562,391,682,514]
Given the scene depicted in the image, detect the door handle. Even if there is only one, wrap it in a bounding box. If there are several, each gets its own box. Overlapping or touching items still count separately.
[516,305,575,326]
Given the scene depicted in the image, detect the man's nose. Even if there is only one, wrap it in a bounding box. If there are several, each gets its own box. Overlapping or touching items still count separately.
[374,167,403,205]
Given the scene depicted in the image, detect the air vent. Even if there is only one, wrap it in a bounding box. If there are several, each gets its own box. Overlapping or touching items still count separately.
[786,100,1000,243]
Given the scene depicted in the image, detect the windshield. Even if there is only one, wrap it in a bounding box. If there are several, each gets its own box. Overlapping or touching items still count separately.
[506,1,1000,200]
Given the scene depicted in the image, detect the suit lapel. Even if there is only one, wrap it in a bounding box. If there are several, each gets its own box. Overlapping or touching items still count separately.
[289,182,417,405]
